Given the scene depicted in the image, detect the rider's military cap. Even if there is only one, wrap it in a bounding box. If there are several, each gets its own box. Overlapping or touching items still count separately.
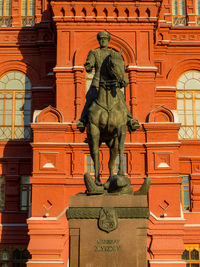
[97,31,111,41]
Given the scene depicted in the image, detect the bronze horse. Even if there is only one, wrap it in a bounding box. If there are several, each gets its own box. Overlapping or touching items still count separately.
[87,49,134,186]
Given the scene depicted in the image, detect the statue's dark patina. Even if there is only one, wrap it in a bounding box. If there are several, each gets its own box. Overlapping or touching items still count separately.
[77,31,140,194]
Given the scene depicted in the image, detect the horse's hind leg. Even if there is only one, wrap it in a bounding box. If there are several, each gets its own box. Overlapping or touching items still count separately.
[88,124,101,186]
[118,125,126,176]
[107,138,118,178]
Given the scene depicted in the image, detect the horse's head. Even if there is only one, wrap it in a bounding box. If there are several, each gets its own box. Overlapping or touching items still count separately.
[108,49,129,87]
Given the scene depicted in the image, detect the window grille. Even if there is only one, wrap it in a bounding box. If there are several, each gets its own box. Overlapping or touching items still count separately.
[182,244,200,266]
[0,71,31,140]
[0,176,5,210]
[0,247,31,266]
[85,155,95,174]
[196,0,200,25]
[0,0,11,27]
[20,176,31,212]
[181,176,190,211]
[172,0,187,26]
[22,0,35,27]
[177,71,200,139]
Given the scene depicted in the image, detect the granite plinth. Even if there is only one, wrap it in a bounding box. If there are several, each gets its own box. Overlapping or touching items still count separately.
[67,195,149,267]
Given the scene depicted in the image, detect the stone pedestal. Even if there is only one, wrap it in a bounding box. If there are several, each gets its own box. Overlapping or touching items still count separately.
[67,195,149,267]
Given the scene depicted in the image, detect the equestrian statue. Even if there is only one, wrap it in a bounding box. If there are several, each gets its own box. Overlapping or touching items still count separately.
[77,31,142,195]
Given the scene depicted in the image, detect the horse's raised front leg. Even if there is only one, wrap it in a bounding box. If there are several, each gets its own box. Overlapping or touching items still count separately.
[117,125,126,176]
[87,124,101,186]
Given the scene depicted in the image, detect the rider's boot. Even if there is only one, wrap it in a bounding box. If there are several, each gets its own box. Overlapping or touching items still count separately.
[77,119,86,133]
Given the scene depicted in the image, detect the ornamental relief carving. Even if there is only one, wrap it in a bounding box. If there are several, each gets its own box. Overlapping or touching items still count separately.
[158,32,200,43]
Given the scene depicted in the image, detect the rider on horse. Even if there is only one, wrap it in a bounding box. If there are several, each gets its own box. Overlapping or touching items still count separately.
[77,31,139,133]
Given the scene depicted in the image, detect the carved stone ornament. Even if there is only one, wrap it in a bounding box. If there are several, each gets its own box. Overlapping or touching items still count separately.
[98,207,118,233]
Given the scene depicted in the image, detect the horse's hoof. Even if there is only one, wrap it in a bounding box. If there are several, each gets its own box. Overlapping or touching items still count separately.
[104,176,112,190]
[95,180,102,187]
[116,175,129,188]
[104,181,110,190]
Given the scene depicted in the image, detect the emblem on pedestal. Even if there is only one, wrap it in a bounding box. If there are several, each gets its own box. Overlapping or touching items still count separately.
[98,207,118,233]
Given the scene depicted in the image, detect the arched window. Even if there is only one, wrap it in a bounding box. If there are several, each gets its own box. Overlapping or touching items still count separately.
[0,247,31,266]
[177,71,200,139]
[196,0,200,25]
[0,71,31,140]
[172,0,186,26]
[0,0,11,27]
[182,244,200,266]
[22,0,35,27]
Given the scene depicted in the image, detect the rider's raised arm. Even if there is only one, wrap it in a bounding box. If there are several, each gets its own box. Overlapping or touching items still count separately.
[84,50,96,73]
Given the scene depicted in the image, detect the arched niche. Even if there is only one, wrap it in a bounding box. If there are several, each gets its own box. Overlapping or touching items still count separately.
[166,59,200,86]
[36,106,63,123]
[0,60,39,86]
[147,106,174,122]
[74,32,136,67]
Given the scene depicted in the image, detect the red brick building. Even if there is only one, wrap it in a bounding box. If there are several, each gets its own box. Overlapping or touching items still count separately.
[0,0,200,266]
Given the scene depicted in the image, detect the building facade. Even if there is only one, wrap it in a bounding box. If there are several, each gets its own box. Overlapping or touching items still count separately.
[0,0,200,266]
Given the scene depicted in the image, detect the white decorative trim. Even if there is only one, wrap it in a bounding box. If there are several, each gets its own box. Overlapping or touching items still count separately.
[28,260,64,264]
[162,40,200,43]
[124,142,144,145]
[143,122,179,125]
[148,176,181,178]
[156,86,176,89]
[33,176,144,179]
[28,207,68,221]
[31,122,76,125]
[149,259,186,264]
[31,141,181,146]
[150,205,185,221]
[160,40,171,43]
[171,110,179,123]
[184,224,200,227]
[42,163,55,168]
[54,66,84,70]
[127,65,158,70]
[33,110,41,123]
[39,152,58,154]
[146,142,181,145]
[32,142,88,145]
[157,162,170,168]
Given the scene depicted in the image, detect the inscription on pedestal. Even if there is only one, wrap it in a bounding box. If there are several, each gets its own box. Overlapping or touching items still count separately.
[95,239,120,252]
